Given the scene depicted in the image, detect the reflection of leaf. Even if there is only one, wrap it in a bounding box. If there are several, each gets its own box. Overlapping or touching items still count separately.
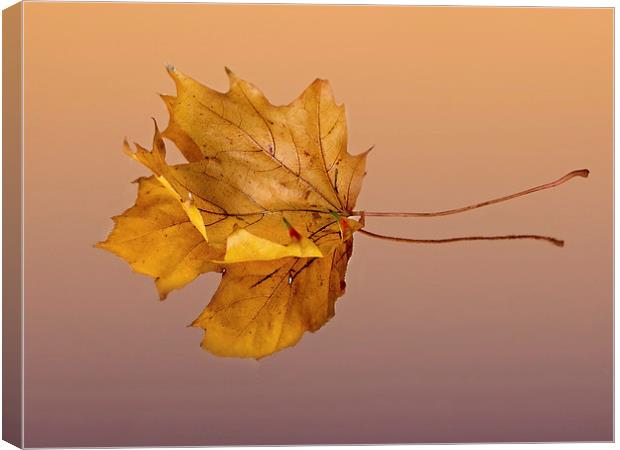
[98,67,368,358]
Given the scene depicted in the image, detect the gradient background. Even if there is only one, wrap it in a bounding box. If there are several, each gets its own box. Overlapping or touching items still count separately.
[22,4,612,446]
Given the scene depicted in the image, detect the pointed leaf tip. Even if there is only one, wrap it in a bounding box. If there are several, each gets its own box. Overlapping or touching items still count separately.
[224,66,238,85]
[122,139,137,159]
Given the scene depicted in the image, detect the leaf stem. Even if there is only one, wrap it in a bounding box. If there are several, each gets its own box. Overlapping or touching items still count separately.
[358,229,564,247]
[351,169,589,218]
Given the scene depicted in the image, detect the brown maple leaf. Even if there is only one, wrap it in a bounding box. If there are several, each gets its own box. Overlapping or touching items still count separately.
[98,67,589,359]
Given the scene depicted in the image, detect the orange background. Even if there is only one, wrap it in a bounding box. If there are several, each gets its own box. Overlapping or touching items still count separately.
[23,4,612,446]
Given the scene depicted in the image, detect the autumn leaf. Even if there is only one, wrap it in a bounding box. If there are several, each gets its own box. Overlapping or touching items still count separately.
[96,175,218,300]
[98,67,367,358]
[98,67,589,359]
[192,237,353,358]
[221,226,323,263]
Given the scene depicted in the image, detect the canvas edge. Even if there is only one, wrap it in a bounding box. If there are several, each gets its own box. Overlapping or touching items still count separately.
[2,2,23,448]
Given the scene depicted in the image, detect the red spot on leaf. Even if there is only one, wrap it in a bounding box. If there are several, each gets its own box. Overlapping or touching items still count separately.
[288,225,302,240]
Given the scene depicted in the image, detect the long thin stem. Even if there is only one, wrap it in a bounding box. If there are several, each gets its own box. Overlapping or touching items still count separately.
[351,169,589,218]
[358,229,564,247]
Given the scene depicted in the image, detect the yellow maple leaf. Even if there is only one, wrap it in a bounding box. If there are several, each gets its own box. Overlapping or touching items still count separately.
[96,176,220,300]
[98,66,589,359]
[98,67,367,358]
[222,227,323,263]
[191,239,353,358]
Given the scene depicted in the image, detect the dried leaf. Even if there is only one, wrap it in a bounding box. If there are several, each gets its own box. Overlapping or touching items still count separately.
[222,228,323,263]
[96,176,219,300]
[98,68,368,358]
[192,240,353,358]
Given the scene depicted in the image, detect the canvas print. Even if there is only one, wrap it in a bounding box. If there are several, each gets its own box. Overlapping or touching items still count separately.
[3,2,613,447]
